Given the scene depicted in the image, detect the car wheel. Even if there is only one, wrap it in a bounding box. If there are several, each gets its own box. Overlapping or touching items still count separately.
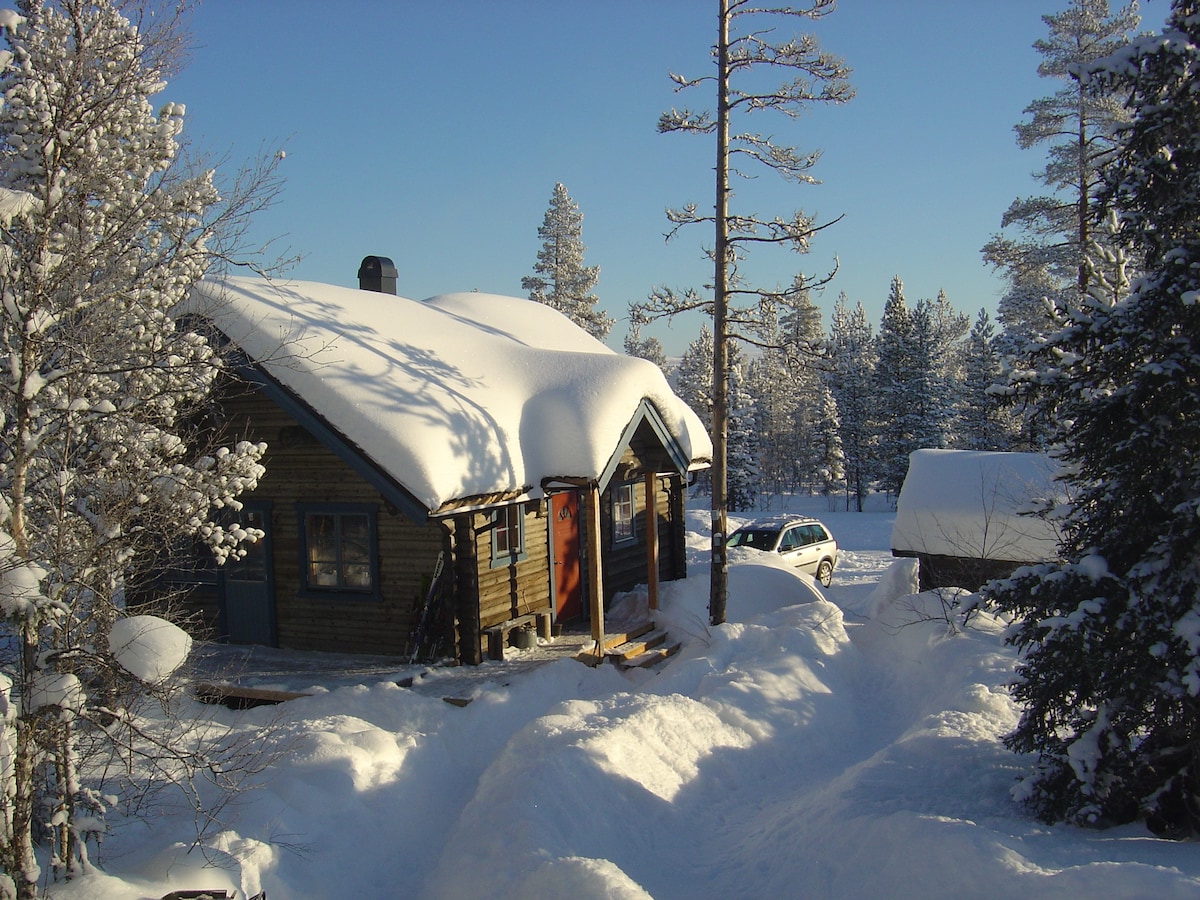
[816,559,833,587]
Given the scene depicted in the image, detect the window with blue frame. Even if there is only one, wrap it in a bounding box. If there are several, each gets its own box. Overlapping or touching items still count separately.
[490,504,526,567]
[298,503,378,595]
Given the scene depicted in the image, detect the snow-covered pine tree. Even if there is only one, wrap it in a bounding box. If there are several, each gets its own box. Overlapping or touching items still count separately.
[909,290,969,451]
[990,0,1200,837]
[745,301,798,499]
[872,277,920,499]
[522,182,612,340]
[622,313,669,373]
[674,323,715,433]
[827,293,875,511]
[984,0,1139,451]
[960,308,1016,450]
[982,0,1138,302]
[725,350,759,513]
[0,3,277,893]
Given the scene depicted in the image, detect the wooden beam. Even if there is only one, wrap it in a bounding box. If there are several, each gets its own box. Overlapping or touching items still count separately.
[585,483,605,661]
[453,513,482,665]
[645,472,659,611]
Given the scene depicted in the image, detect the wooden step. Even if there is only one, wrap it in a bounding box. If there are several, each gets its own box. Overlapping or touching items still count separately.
[602,620,655,653]
[619,641,682,670]
[606,628,668,662]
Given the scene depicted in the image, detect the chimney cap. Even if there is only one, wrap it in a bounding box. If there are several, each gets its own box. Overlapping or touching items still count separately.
[357,255,398,294]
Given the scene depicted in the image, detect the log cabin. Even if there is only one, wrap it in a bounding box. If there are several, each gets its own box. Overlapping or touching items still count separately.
[155,258,711,664]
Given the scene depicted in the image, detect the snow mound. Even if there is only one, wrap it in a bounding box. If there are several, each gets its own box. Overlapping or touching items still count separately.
[108,615,192,683]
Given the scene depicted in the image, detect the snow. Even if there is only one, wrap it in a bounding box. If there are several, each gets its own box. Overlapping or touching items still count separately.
[891,449,1063,562]
[183,277,711,512]
[43,497,1200,900]
[108,615,192,684]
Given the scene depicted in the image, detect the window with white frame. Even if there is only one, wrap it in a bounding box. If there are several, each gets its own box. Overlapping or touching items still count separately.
[611,482,636,546]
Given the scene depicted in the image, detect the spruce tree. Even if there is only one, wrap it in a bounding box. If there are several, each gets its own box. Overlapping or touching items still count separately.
[522,182,612,339]
[872,276,919,498]
[960,309,1016,450]
[989,0,1200,836]
[622,316,669,372]
[827,293,875,511]
[725,351,759,513]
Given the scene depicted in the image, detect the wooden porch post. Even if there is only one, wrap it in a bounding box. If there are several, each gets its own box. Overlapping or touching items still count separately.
[453,513,482,666]
[645,472,659,611]
[585,483,605,662]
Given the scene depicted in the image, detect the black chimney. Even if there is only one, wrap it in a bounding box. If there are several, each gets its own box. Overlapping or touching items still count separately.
[357,255,398,294]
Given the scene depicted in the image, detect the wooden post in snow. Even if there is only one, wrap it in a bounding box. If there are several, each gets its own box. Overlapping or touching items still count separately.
[645,471,659,611]
[585,483,605,662]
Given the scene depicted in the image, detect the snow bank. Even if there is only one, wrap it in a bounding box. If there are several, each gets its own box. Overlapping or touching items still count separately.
[183,277,711,512]
[891,449,1062,562]
[44,500,1200,900]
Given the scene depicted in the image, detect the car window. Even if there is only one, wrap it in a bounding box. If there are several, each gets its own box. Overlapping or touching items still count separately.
[778,528,800,551]
[809,524,830,543]
[730,529,776,551]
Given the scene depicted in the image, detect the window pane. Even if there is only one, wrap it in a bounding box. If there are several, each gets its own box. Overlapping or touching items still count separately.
[342,514,370,564]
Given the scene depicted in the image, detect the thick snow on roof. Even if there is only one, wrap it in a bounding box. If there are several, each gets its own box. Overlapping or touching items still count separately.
[891,449,1061,562]
[186,276,711,512]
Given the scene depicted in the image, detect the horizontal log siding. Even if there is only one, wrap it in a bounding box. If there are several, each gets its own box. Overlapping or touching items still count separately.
[472,502,552,633]
[220,385,446,656]
[600,420,690,600]
[601,477,678,600]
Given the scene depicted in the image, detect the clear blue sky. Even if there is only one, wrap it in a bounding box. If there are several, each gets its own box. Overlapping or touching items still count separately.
[168,0,1086,356]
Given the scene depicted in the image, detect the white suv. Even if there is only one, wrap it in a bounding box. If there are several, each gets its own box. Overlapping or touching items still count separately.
[727,516,839,586]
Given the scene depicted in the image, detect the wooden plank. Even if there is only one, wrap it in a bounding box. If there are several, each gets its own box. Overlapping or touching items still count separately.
[585,484,605,658]
[645,472,659,610]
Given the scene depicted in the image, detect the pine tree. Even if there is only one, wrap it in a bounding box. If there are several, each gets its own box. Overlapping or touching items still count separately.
[910,290,969,451]
[989,0,1200,837]
[872,277,920,498]
[726,351,759,513]
[649,0,852,625]
[674,323,714,433]
[982,0,1139,301]
[522,182,612,339]
[744,301,798,499]
[960,309,1016,450]
[622,315,669,372]
[0,3,277,893]
[827,293,875,511]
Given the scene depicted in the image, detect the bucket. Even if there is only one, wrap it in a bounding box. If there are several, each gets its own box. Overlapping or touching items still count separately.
[513,627,537,651]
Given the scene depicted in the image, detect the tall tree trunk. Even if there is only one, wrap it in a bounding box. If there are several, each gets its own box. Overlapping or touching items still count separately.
[709,0,731,626]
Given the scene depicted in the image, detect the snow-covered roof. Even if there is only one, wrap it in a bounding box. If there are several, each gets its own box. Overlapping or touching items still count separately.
[890,449,1062,563]
[184,276,712,514]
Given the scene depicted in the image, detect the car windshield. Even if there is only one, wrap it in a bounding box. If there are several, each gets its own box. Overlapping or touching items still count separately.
[728,529,777,551]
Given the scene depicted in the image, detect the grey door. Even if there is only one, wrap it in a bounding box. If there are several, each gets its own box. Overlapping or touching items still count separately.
[221,504,275,645]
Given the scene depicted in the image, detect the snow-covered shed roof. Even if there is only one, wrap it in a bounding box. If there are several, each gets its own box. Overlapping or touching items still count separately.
[891,450,1062,563]
[184,276,712,517]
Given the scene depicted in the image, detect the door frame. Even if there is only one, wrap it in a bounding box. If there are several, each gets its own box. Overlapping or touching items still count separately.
[218,501,276,645]
[549,490,584,622]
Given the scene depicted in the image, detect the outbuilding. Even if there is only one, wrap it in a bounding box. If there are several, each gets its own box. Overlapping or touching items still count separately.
[890,449,1062,591]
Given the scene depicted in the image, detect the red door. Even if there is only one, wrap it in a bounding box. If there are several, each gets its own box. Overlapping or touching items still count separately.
[551,491,583,620]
